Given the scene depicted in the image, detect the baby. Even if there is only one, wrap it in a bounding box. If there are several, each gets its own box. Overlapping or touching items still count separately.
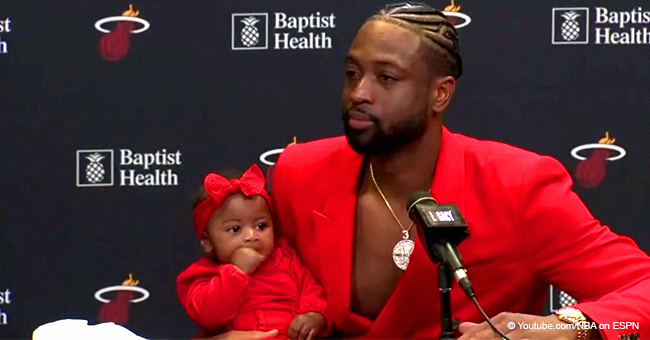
[177,164,330,339]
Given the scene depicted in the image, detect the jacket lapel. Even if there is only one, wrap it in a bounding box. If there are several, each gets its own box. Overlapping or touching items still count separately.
[430,126,466,213]
[312,148,372,332]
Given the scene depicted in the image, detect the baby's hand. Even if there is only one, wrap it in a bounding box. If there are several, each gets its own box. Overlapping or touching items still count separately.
[288,312,326,340]
[230,247,265,275]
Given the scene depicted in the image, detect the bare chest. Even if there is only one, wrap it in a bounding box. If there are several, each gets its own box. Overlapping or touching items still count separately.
[350,193,415,320]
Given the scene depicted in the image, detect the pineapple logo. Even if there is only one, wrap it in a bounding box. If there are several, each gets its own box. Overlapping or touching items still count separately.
[549,285,579,312]
[232,13,268,50]
[77,149,114,187]
[552,8,589,44]
[560,11,581,41]
[241,17,260,47]
[85,153,106,183]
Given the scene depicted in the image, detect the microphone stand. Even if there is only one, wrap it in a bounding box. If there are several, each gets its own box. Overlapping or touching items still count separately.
[438,264,455,340]
[408,194,509,340]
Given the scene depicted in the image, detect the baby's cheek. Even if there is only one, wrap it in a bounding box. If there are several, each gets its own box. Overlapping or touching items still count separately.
[216,245,235,264]
[262,239,275,256]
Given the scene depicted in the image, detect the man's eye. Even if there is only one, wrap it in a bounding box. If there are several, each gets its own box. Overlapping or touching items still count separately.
[379,74,396,83]
[345,70,359,79]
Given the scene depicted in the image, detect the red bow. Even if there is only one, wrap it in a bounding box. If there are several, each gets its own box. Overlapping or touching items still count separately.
[192,164,271,239]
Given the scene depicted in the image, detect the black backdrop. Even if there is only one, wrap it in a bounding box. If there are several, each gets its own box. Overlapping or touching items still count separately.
[1,0,649,338]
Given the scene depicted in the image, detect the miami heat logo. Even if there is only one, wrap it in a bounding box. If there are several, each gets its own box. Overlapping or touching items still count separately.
[96,274,149,325]
[259,137,298,187]
[95,4,150,62]
[442,1,472,29]
[259,137,298,166]
[572,132,626,188]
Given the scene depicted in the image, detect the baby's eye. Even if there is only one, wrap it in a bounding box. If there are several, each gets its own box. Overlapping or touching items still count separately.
[256,222,268,230]
[228,226,241,233]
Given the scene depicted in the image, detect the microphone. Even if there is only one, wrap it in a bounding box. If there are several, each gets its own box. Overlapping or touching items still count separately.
[408,192,513,340]
[407,191,475,298]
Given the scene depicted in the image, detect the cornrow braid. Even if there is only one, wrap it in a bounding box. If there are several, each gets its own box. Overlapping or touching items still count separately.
[369,2,462,79]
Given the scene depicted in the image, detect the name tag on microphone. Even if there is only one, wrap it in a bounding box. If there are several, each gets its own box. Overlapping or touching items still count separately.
[428,209,455,222]
[417,204,467,227]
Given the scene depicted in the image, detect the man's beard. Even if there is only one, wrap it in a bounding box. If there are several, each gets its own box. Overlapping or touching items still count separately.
[342,107,428,155]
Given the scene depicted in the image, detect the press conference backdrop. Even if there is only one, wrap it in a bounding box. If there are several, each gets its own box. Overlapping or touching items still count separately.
[1,0,649,338]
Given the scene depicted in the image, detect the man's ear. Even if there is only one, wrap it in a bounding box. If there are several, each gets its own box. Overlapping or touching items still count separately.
[200,235,213,254]
[429,75,456,115]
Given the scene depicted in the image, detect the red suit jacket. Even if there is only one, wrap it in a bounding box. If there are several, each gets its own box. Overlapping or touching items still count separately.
[177,240,331,338]
[271,127,650,339]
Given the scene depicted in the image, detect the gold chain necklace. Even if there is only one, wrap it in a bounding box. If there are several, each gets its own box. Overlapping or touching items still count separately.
[369,163,416,270]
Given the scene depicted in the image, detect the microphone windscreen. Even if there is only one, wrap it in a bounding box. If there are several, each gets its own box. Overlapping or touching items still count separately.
[407,190,434,210]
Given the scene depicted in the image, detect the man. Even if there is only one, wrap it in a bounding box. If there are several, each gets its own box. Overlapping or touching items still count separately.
[271,3,650,340]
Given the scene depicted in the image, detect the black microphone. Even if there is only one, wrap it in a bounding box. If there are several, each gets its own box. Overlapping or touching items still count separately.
[407,191,475,298]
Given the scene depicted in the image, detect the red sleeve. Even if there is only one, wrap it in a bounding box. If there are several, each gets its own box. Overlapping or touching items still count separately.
[279,241,332,336]
[176,257,251,331]
[520,156,650,340]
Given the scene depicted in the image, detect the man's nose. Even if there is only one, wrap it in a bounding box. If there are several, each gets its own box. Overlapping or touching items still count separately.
[349,76,373,104]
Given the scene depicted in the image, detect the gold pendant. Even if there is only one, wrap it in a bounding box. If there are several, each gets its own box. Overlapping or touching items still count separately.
[392,230,415,270]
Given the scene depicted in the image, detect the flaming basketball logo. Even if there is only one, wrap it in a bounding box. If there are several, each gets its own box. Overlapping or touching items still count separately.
[96,273,149,325]
[260,137,298,188]
[572,132,626,188]
[95,5,150,62]
[259,137,298,166]
[442,1,472,29]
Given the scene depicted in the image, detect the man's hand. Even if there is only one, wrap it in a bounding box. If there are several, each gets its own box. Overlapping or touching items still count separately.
[204,329,279,340]
[230,247,266,275]
[288,312,326,340]
[458,312,579,340]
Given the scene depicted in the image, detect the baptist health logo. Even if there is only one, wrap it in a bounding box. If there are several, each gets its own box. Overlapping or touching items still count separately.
[552,8,590,44]
[77,149,181,187]
[77,150,114,187]
[232,12,335,50]
[232,13,268,50]
[553,7,650,45]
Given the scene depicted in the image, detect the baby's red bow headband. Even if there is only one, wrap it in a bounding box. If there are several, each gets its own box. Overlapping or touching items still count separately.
[192,164,271,239]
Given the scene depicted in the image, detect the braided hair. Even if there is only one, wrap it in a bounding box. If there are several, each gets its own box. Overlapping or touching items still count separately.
[369,2,462,79]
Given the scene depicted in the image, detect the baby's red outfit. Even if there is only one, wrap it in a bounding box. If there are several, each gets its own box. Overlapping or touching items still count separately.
[177,239,331,339]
